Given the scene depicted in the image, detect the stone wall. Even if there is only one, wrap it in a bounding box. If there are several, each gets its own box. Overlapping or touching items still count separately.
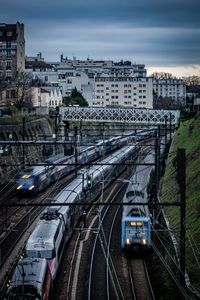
[0,117,53,183]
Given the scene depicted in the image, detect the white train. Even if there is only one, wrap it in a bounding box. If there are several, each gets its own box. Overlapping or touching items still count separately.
[22,144,139,281]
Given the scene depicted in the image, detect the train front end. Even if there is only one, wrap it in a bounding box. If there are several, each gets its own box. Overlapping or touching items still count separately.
[15,169,37,193]
[122,216,151,252]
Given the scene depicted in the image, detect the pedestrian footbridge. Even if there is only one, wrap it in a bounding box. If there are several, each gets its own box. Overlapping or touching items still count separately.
[60,107,180,125]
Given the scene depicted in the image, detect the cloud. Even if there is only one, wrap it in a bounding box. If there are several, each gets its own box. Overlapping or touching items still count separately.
[0,0,199,74]
[25,22,200,66]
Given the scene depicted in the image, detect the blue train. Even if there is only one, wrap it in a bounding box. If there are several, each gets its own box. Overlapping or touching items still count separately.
[121,134,170,252]
[15,133,135,193]
[121,151,155,252]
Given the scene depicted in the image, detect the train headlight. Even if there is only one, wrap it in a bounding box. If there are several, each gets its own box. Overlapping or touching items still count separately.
[126,238,131,245]
[29,185,35,190]
[141,239,146,245]
[17,185,22,190]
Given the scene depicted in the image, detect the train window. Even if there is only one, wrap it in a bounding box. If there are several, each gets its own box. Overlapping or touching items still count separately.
[25,250,54,259]
[22,174,32,179]
[126,191,144,198]
[129,221,143,227]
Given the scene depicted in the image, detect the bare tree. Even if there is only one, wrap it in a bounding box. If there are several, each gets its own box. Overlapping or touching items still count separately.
[182,76,200,86]
[11,71,33,108]
[151,72,175,79]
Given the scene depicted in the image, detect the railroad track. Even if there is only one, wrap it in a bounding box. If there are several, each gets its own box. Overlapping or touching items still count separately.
[128,258,155,300]
[0,172,76,296]
[87,179,128,300]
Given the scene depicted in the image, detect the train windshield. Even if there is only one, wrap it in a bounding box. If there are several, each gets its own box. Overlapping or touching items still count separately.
[126,191,144,198]
[18,175,34,185]
[25,249,54,259]
[125,221,146,236]
[7,286,41,299]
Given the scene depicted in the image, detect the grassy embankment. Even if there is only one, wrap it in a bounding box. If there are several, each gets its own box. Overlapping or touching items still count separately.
[160,115,200,292]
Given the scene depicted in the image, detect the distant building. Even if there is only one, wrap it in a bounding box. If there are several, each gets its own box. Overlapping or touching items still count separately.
[93,75,153,109]
[31,87,62,108]
[60,55,113,69]
[0,22,25,81]
[153,79,186,107]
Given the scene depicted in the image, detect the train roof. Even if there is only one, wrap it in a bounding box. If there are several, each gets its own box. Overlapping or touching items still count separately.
[16,165,48,177]
[123,150,155,217]
[26,218,60,251]
[8,258,47,290]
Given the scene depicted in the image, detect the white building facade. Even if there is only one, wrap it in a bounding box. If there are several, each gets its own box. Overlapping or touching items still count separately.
[31,87,62,108]
[153,79,186,105]
[93,76,153,109]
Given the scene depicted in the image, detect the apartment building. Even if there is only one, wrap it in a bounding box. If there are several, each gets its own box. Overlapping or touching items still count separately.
[94,75,153,109]
[153,79,186,106]
[0,22,25,81]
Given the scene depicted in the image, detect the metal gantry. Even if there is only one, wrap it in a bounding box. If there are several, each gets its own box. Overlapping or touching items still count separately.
[60,107,180,125]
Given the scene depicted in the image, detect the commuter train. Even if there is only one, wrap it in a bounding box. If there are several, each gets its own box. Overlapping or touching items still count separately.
[15,129,156,194]
[121,151,155,252]
[6,143,139,298]
[15,133,135,193]
[6,258,52,300]
[121,135,169,252]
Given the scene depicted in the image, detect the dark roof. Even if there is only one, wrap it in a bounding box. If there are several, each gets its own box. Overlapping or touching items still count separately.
[0,23,17,41]
[25,60,53,69]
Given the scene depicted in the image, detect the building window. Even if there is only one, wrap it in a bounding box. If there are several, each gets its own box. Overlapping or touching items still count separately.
[7,31,12,36]
[0,31,3,37]
[6,41,11,48]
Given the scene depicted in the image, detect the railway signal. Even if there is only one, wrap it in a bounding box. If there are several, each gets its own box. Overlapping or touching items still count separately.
[86,174,92,189]
[0,146,12,156]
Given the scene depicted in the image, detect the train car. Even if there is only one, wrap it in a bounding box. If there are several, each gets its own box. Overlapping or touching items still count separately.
[135,127,157,142]
[24,207,73,280]
[15,133,135,194]
[15,165,53,193]
[121,152,155,252]
[19,144,139,284]
[6,258,52,300]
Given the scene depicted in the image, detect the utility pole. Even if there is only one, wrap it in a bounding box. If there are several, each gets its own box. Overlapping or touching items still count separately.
[55,106,59,139]
[154,136,160,223]
[178,148,186,286]
[169,112,172,141]
[165,115,167,146]
[74,126,78,177]
[22,117,25,169]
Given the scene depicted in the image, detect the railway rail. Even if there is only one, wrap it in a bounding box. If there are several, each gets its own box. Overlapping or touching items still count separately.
[128,258,155,300]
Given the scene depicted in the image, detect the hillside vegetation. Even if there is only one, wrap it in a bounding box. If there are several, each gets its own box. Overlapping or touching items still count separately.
[160,115,200,293]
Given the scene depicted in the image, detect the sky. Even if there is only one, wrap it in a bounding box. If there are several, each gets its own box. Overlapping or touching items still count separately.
[1,0,200,77]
